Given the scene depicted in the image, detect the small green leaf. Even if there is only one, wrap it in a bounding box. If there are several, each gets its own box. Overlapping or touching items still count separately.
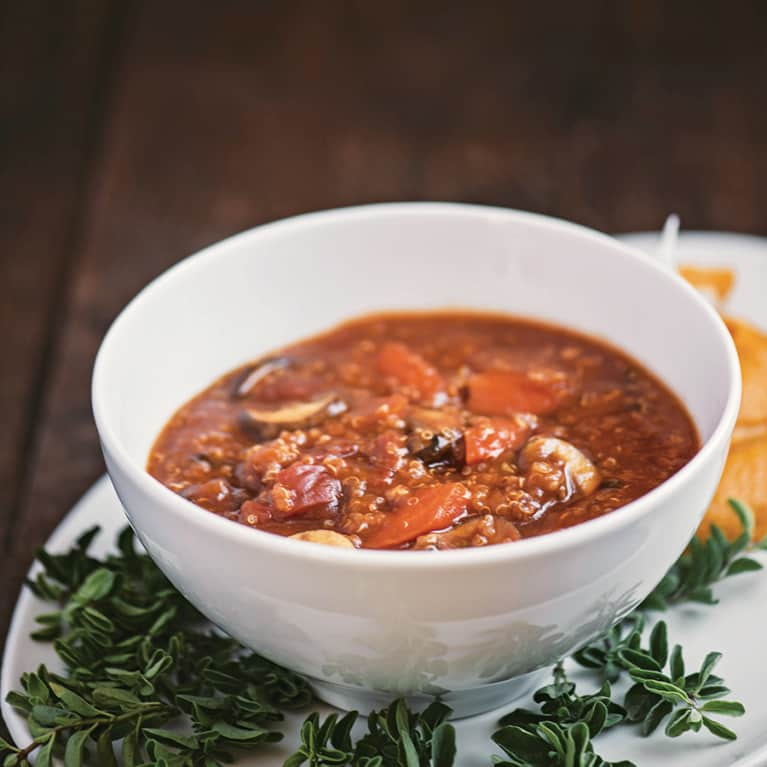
[5,690,32,713]
[210,721,276,742]
[619,648,663,672]
[493,725,552,761]
[35,734,55,767]
[686,586,717,605]
[669,644,685,682]
[330,710,357,752]
[64,726,95,767]
[624,668,669,683]
[431,722,456,767]
[81,606,116,633]
[75,526,101,551]
[727,531,750,560]
[31,704,73,727]
[26,672,50,702]
[97,728,118,767]
[49,684,103,717]
[92,687,142,708]
[702,715,738,740]
[30,625,62,642]
[624,683,654,722]
[147,607,178,637]
[701,700,745,716]
[726,557,763,576]
[400,731,419,767]
[143,728,199,749]
[696,652,723,690]
[640,700,674,736]
[649,622,668,667]
[698,685,731,701]
[642,680,691,705]
[72,568,116,603]
[727,498,755,539]
[665,709,692,738]
[121,727,140,767]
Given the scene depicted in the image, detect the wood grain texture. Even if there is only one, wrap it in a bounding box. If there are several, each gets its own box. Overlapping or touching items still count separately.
[0,0,126,629]
[1,0,766,656]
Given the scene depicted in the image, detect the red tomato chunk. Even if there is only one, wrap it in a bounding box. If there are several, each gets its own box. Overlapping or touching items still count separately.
[271,464,342,518]
[467,370,558,415]
[377,341,446,404]
[464,417,531,465]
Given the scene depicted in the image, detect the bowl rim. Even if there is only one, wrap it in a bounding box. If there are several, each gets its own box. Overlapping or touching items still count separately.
[92,201,742,570]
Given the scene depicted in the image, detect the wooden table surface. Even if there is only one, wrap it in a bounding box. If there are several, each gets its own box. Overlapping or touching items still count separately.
[1,1,766,659]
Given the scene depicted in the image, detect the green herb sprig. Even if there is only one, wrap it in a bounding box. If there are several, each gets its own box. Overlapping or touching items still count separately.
[2,526,311,766]
[498,664,626,736]
[285,699,456,767]
[572,616,647,684]
[619,622,744,740]
[492,664,629,767]
[1,499,762,766]
[492,720,634,767]
[575,498,764,685]
[508,499,757,765]
[642,499,765,611]
[491,620,743,767]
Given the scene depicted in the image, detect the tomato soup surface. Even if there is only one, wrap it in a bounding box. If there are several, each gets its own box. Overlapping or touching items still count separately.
[148,312,699,550]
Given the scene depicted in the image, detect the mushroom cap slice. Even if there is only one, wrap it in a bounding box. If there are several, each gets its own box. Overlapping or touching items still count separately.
[519,435,601,496]
[234,356,291,398]
[240,394,347,438]
[289,530,356,548]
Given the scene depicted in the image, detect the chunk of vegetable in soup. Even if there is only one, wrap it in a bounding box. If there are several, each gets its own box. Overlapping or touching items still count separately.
[148,312,698,550]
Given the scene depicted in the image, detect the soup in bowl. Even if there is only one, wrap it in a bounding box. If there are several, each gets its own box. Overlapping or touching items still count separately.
[92,203,739,717]
[148,311,699,550]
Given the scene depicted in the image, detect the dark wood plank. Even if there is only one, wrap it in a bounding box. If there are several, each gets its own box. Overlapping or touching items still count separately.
[5,0,767,644]
[0,0,127,633]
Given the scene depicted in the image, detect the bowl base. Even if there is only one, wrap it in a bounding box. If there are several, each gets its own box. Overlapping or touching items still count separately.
[307,668,547,720]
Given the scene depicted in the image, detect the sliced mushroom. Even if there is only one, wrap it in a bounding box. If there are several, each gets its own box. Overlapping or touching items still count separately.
[233,356,291,398]
[289,529,356,548]
[408,428,465,469]
[406,407,465,469]
[239,394,347,439]
[518,436,601,497]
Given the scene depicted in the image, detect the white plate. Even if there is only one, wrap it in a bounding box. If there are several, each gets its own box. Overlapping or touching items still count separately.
[3,231,767,766]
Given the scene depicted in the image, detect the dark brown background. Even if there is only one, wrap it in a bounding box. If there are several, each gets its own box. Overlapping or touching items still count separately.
[1,0,765,657]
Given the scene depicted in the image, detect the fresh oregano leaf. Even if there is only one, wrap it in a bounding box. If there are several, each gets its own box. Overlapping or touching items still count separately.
[701,716,737,740]
[63,726,95,767]
[430,722,457,767]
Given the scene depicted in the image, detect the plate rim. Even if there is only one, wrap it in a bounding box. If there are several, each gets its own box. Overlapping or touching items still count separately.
[4,230,767,765]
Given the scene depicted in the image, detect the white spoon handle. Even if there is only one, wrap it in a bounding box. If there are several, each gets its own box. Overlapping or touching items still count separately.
[657,213,680,271]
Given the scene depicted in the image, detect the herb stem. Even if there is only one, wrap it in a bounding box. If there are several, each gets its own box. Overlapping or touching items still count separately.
[8,703,173,765]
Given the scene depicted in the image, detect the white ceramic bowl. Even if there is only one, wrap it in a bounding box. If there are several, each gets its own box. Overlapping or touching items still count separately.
[92,203,740,717]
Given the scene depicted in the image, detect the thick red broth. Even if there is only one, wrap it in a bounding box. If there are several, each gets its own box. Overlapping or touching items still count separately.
[148,312,699,550]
